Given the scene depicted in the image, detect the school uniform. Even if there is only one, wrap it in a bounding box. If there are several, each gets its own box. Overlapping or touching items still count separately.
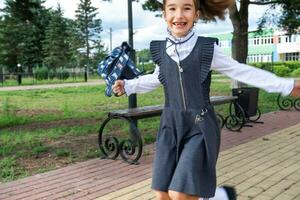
[123,31,294,198]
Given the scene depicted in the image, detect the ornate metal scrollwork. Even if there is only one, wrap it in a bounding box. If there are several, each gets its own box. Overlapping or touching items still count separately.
[224,102,246,131]
[99,116,143,164]
[248,108,261,122]
[120,137,142,164]
[216,113,225,128]
[101,136,119,160]
[225,114,242,131]
[277,95,300,111]
[294,98,300,111]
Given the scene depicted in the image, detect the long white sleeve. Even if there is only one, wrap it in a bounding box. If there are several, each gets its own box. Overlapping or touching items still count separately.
[124,66,161,96]
[211,44,294,96]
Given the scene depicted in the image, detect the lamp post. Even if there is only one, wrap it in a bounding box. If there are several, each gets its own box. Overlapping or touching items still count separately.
[17,63,22,85]
[127,0,137,111]
[0,65,3,85]
[84,64,88,82]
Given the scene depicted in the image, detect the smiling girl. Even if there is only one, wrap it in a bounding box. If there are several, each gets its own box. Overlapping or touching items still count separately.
[112,0,300,199]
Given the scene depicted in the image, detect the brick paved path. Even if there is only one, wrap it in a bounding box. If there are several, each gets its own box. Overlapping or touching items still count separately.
[0,110,299,200]
[96,123,300,200]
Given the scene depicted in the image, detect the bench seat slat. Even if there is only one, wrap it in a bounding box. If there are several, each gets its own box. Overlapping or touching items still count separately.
[108,96,237,118]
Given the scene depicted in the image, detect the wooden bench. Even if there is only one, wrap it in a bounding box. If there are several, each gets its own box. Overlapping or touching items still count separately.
[99,95,246,164]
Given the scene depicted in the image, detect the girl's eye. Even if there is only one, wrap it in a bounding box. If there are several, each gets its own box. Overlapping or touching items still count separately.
[168,7,176,11]
[184,7,192,10]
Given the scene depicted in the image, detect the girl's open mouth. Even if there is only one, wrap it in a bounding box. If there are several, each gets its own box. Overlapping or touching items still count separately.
[173,22,187,27]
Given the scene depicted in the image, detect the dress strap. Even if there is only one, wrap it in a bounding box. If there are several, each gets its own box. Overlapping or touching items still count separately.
[150,40,167,85]
[199,37,219,83]
[150,40,164,66]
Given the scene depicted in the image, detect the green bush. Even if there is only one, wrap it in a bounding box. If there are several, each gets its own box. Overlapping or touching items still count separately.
[137,63,155,74]
[285,61,300,71]
[261,63,273,72]
[56,69,70,80]
[48,70,56,80]
[35,66,48,80]
[291,68,300,77]
[273,65,290,77]
[251,63,263,68]
[250,61,300,73]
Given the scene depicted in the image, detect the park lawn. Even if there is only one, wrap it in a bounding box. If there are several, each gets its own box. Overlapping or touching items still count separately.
[0,76,282,183]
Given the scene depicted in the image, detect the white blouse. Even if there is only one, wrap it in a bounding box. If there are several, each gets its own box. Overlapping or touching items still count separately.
[124,31,294,96]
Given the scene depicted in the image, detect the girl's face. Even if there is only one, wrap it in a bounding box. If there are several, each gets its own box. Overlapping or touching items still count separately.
[163,0,199,38]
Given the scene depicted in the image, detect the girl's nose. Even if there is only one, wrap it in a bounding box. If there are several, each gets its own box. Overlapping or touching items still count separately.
[174,9,184,19]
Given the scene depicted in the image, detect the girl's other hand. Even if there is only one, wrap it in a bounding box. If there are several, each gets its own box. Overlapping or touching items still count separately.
[290,80,300,97]
[112,80,125,97]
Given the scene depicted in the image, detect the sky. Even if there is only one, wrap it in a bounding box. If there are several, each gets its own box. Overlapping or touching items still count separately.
[0,0,271,51]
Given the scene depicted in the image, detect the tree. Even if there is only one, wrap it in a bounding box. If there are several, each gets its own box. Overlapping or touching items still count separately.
[137,49,151,63]
[89,42,107,71]
[64,18,85,69]
[43,4,69,70]
[229,0,299,64]
[0,15,18,72]
[0,0,48,73]
[75,0,103,67]
[258,0,300,34]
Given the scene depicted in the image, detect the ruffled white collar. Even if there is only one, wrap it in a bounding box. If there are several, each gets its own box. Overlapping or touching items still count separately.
[166,29,195,44]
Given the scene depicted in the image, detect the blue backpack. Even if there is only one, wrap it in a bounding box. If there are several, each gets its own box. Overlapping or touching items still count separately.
[97,42,142,97]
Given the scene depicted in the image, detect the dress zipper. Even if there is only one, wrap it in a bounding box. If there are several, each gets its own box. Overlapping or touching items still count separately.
[177,62,187,110]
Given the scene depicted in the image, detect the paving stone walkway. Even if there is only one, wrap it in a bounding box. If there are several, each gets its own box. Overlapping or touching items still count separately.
[0,80,102,91]
[96,123,300,200]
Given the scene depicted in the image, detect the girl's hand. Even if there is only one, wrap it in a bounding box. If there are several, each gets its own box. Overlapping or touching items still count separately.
[290,80,300,97]
[112,80,125,97]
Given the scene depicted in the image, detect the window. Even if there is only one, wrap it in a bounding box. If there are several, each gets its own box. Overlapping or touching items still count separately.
[285,52,300,61]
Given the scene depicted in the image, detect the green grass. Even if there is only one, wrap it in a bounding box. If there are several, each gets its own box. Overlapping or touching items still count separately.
[0,123,101,182]
[55,148,71,157]
[0,84,165,128]
[0,156,27,182]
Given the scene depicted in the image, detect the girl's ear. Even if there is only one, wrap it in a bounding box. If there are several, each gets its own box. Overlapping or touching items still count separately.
[195,10,200,21]
[163,11,166,20]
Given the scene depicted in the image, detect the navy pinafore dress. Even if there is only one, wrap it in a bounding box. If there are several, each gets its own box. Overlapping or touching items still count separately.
[150,36,220,198]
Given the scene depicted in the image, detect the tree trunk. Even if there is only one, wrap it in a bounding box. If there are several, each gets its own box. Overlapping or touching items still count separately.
[229,0,249,88]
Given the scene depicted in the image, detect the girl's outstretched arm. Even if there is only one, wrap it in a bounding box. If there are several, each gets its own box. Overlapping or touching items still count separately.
[112,66,161,97]
[211,44,295,96]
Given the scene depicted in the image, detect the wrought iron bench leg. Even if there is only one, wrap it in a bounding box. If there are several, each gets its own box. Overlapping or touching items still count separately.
[225,101,246,131]
[98,115,143,165]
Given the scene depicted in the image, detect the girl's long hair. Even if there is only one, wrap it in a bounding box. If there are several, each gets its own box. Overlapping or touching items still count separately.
[198,0,235,21]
